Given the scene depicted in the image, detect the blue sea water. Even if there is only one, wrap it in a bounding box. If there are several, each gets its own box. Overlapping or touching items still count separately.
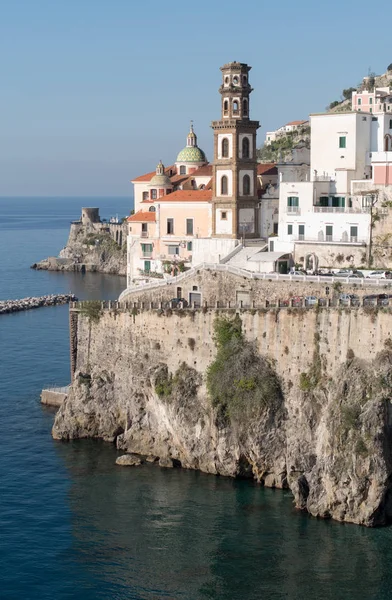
[1,197,392,599]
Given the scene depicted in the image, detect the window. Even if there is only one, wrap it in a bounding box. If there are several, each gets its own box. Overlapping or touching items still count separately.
[221,211,227,220]
[222,138,229,158]
[151,189,157,199]
[298,224,305,241]
[287,196,299,207]
[350,226,358,242]
[243,99,248,116]
[326,225,333,241]
[370,108,373,114]
[339,136,346,148]
[233,100,239,114]
[187,241,192,251]
[149,206,156,212]
[269,240,274,251]
[242,137,250,158]
[144,260,151,272]
[223,100,228,113]
[242,75,247,85]
[273,222,278,234]
[221,175,228,195]
[369,97,373,104]
[141,223,148,233]
[225,76,229,84]
[141,243,152,257]
[319,196,329,207]
[233,76,239,85]
[372,117,378,121]
[168,245,179,255]
[180,165,186,175]
[142,191,148,201]
[243,174,251,195]
[358,98,362,105]
[390,119,392,129]
[186,218,193,235]
[287,224,293,235]
[167,218,174,234]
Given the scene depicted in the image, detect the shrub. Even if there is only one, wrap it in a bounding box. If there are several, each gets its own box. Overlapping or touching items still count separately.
[79,300,102,323]
[346,348,355,361]
[207,315,282,422]
[188,338,196,351]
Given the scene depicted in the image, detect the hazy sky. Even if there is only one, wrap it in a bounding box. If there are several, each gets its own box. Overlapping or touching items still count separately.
[1,0,391,197]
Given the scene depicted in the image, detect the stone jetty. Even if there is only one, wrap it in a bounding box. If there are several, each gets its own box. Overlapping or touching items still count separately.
[0,294,77,315]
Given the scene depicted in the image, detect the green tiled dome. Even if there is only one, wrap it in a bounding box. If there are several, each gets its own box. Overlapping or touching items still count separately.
[176,146,206,163]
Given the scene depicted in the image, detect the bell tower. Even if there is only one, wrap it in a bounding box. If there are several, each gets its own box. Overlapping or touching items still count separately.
[211,62,260,239]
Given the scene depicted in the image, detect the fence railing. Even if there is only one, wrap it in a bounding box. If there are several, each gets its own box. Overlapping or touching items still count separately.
[70,296,392,312]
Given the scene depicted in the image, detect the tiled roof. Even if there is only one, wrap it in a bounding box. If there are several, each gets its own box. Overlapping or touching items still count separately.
[257,163,278,176]
[147,190,212,202]
[132,165,176,183]
[127,211,156,222]
[285,120,308,127]
[191,164,213,177]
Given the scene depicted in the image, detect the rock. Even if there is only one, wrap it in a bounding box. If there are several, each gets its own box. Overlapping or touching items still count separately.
[146,455,159,463]
[116,454,142,467]
[158,457,174,468]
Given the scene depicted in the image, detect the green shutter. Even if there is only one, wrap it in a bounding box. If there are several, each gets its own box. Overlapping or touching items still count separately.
[339,136,346,148]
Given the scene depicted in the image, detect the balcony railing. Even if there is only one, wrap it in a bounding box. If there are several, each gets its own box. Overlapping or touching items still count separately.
[141,231,149,238]
[313,206,370,214]
[141,252,152,258]
[286,206,301,215]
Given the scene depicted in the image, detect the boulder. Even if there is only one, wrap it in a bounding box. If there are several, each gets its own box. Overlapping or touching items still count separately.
[116,454,142,467]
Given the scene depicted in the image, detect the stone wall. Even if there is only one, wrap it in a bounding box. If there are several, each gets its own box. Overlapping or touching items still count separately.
[119,269,392,306]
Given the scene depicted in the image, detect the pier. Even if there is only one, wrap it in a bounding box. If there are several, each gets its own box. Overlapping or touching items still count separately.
[0,293,77,315]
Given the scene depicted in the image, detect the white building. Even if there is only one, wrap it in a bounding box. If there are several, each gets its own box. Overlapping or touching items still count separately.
[271,111,391,268]
[265,120,309,145]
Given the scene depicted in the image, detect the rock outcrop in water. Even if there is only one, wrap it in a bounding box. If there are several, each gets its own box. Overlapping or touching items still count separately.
[0,294,77,314]
[32,208,127,276]
[53,303,392,527]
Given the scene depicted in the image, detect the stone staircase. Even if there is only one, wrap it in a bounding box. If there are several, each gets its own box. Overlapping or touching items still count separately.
[225,243,267,270]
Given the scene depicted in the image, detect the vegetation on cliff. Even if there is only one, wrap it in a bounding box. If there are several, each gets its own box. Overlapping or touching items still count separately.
[207,315,282,422]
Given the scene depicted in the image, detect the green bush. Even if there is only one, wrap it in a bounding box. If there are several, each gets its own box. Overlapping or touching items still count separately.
[207,315,282,422]
[79,300,102,323]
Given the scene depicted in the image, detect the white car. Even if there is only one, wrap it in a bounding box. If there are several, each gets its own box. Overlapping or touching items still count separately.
[366,271,392,279]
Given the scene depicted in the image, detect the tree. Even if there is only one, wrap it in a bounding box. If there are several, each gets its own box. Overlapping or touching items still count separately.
[387,63,392,73]
[342,87,356,101]
[328,100,340,110]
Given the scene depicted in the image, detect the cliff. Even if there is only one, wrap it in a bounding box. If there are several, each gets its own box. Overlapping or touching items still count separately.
[32,218,127,276]
[53,302,392,527]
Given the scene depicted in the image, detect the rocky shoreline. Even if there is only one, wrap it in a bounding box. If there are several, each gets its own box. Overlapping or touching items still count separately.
[0,294,77,315]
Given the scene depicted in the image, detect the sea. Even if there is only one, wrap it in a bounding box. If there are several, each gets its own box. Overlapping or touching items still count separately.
[1,197,392,600]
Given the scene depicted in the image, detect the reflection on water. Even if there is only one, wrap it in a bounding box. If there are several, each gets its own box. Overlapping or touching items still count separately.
[53,440,392,600]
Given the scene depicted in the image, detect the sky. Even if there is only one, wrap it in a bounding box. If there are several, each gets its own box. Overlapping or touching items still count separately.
[1,0,391,197]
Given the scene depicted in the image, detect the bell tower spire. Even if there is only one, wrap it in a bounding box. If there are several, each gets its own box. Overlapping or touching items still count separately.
[211,62,260,239]
[187,120,197,147]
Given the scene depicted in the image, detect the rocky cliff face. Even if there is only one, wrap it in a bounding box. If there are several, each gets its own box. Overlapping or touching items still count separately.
[32,223,127,275]
[53,307,392,526]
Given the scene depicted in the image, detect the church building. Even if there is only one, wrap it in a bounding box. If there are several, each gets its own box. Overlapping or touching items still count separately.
[126,62,274,286]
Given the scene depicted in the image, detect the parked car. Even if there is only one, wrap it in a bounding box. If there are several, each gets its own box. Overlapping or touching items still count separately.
[305,296,318,306]
[290,271,307,276]
[366,271,392,279]
[339,293,360,305]
[164,298,189,308]
[363,294,390,306]
[334,271,363,278]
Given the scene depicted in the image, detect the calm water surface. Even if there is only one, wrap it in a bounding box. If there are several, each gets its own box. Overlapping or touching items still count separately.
[1,197,392,599]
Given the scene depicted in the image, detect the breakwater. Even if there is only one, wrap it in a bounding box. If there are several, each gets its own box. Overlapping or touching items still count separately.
[0,294,77,315]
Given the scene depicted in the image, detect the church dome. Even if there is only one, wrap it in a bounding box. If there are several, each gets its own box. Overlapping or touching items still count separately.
[149,160,172,187]
[176,146,207,163]
[176,122,207,164]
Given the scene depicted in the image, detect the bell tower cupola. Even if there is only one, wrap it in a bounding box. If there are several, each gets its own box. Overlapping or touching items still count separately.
[220,62,252,120]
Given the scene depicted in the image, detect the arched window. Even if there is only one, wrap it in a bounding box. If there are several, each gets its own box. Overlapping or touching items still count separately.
[222,137,229,158]
[233,100,239,114]
[221,175,228,195]
[243,174,251,196]
[223,100,228,115]
[149,206,156,212]
[242,75,247,85]
[243,99,248,116]
[242,137,250,158]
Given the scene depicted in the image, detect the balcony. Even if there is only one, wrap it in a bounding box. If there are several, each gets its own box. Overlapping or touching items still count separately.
[141,231,149,238]
[313,206,370,214]
[141,252,152,258]
[286,206,301,215]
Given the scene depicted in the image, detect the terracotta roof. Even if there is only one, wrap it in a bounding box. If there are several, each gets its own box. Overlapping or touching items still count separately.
[257,163,278,176]
[132,165,176,183]
[127,211,156,223]
[191,164,213,177]
[170,174,190,185]
[285,120,308,127]
[149,190,212,202]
